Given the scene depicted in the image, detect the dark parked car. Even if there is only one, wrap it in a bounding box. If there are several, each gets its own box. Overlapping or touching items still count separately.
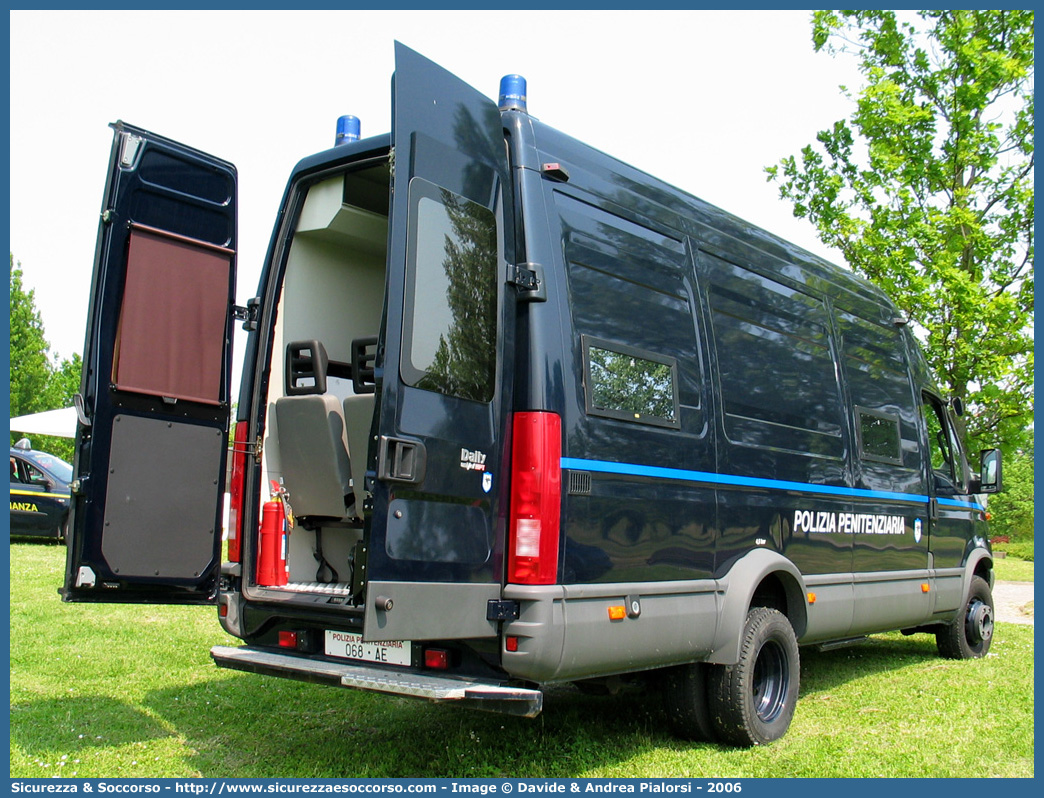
[9,440,72,541]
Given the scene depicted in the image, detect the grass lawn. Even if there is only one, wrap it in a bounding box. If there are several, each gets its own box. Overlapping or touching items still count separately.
[994,556,1034,582]
[9,542,1035,779]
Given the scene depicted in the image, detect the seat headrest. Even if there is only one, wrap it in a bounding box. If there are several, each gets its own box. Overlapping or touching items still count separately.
[285,340,330,396]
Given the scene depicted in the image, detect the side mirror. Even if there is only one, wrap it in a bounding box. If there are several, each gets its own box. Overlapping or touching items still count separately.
[29,473,53,490]
[973,448,1002,494]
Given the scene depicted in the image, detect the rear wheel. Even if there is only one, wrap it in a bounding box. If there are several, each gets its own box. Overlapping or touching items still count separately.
[663,663,716,741]
[708,607,799,746]
[936,575,994,659]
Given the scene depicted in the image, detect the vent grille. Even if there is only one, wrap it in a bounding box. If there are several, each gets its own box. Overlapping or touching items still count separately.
[567,470,592,496]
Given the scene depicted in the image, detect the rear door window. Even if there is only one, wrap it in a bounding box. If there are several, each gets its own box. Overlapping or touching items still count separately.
[401,178,498,403]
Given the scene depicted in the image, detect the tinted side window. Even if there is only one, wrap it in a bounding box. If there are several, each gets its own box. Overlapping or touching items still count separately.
[555,192,701,423]
[704,253,843,457]
[401,178,498,403]
[839,311,920,471]
[922,393,965,493]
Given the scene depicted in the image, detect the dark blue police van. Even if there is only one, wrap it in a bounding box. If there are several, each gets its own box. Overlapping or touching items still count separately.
[63,44,1002,746]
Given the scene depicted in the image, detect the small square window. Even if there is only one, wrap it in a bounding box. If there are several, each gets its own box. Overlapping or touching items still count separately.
[584,337,679,429]
[857,407,902,464]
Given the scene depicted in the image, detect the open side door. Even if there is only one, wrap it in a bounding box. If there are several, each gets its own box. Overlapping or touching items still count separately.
[63,122,237,604]
[363,44,514,641]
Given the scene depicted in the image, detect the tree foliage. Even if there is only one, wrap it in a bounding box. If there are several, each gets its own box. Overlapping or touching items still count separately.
[9,254,82,461]
[767,10,1034,452]
[10,254,54,418]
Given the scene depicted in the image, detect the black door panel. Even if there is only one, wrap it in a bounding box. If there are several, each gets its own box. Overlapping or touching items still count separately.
[63,123,237,604]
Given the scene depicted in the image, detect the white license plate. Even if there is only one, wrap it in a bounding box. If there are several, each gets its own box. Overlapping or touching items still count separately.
[325,630,411,666]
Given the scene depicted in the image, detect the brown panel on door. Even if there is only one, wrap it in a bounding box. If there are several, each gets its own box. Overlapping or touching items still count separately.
[113,225,232,404]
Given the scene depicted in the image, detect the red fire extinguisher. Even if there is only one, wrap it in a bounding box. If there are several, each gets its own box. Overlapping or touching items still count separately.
[257,490,288,587]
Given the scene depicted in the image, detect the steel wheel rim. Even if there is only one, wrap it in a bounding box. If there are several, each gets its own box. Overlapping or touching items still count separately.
[966,598,994,647]
[752,639,789,723]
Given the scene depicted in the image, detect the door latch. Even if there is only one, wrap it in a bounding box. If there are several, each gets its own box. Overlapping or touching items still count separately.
[378,436,426,484]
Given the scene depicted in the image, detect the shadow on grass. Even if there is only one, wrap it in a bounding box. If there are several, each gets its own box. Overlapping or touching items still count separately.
[10,695,172,758]
[798,631,942,695]
[135,673,672,777]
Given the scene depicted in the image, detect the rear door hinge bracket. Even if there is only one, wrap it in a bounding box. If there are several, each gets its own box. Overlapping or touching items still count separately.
[233,435,264,464]
[509,262,546,301]
[233,297,260,331]
[487,599,520,621]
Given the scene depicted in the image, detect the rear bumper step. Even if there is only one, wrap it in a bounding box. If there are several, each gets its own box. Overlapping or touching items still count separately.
[211,645,543,717]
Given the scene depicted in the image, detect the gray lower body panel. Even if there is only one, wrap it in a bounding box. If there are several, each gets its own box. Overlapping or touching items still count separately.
[210,645,542,717]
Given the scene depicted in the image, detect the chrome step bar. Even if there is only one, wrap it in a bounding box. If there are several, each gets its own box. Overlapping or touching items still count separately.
[211,645,542,717]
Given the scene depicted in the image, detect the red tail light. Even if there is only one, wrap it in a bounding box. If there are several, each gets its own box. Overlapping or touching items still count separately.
[508,412,562,585]
[227,420,248,563]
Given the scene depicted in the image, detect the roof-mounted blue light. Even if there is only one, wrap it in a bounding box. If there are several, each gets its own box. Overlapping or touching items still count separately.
[335,115,360,146]
[498,74,527,113]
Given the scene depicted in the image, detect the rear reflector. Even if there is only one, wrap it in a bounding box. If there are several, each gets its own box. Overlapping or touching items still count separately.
[505,636,519,652]
[278,630,299,648]
[227,421,249,563]
[424,648,450,670]
[508,412,561,585]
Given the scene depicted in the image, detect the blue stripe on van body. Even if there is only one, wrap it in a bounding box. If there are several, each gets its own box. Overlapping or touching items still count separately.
[559,457,983,512]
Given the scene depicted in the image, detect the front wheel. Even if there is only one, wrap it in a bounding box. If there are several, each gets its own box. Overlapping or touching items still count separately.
[708,607,800,746]
[937,575,994,659]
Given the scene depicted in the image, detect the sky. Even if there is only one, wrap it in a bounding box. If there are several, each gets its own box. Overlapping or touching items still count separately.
[9,9,863,376]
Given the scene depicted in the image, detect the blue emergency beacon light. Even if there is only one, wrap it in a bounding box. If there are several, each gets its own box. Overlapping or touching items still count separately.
[498,75,527,113]
[335,115,361,146]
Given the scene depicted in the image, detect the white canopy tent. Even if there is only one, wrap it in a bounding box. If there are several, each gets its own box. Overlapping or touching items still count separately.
[9,406,78,439]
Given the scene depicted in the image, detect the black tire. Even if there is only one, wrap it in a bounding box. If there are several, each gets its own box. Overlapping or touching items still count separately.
[936,575,994,659]
[708,607,800,747]
[663,663,716,742]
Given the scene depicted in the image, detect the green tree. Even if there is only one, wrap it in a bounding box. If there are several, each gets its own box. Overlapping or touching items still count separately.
[9,254,54,419]
[986,436,1034,544]
[767,10,1034,453]
[9,254,82,461]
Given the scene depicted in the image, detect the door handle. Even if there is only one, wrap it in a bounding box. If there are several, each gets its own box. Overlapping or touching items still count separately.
[377,436,426,484]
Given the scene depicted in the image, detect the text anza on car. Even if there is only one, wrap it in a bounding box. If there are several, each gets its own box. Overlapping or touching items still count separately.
[63,44,1003,746]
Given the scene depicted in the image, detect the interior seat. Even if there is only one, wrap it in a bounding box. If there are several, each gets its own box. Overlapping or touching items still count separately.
[274,341,353,520]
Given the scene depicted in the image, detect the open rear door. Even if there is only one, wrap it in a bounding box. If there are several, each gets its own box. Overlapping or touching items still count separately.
[363,44,513,641]
[63,122,237,604]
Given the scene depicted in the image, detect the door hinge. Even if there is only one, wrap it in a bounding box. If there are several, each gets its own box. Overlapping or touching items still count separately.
[508,262,546,301]
[73,393,92,427]
[388,147,395,189]
[233,435,264,465]
[233,297,260,331]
